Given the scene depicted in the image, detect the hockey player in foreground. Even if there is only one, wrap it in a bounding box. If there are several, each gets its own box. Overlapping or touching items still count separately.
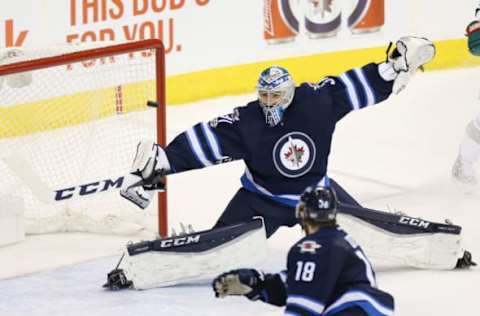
[120,36,475,271]
[452,1,480,184]
[213,185,394,316]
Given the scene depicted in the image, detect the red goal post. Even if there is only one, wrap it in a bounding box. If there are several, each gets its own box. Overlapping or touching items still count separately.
[0,40,168,237]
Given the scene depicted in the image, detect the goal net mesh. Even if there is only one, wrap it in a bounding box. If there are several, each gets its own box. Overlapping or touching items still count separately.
[0,40,166,237]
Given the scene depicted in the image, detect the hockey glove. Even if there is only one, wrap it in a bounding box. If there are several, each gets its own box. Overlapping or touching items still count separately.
[120,173,158,209]
[120,139,171,209]
[386,36,436,94]
[212,269,264,301]
[103,268,133,290]
[467,20,480,56]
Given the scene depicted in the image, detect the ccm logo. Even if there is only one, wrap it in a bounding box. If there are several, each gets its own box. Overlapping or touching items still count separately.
[159,235,201,248]
[399,216,430,229]
[54,177,124,201]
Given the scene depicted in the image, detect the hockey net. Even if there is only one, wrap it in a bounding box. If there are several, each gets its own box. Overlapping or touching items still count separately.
[0,40,167,237]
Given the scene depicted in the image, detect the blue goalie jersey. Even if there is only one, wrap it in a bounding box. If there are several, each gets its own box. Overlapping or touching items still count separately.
[164,63,393,207]
[267,227,394,316]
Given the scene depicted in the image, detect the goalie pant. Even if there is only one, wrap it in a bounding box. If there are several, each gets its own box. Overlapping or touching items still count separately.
[253,226,394,316]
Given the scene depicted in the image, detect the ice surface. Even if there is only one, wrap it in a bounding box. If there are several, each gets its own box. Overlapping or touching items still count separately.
[2,67,480,315]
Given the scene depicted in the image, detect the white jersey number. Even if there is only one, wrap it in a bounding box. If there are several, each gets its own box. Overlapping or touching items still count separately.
[294,261,316,282]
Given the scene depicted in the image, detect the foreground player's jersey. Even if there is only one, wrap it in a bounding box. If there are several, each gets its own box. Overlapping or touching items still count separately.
[279,227,394,316]
[165,63,393,206]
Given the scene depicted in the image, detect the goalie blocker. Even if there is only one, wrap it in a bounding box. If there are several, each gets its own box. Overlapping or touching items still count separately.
[103,218,268,290]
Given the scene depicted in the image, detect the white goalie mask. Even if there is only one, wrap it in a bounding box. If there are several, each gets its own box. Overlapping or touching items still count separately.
[256,66,295,127]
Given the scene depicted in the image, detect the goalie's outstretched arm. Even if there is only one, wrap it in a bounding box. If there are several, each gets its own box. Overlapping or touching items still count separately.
[164,109,247,173]
[121,108,247,209]
[323,36,435,121]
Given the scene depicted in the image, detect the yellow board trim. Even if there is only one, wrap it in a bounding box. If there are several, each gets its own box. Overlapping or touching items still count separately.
[167,38,480,105]
[0,80,155,138]
[1,38,478,138]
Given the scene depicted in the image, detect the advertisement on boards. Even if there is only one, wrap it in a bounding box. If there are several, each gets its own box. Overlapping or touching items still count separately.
[0,1,472,77]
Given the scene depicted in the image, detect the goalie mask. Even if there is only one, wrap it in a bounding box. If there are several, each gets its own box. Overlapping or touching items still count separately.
[295,185,338,225]
[256,66,295,127]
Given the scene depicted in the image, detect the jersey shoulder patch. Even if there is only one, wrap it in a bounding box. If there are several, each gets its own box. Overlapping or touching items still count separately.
[209,107,241,128]
[302,77,337,91]
[296,239,322,254]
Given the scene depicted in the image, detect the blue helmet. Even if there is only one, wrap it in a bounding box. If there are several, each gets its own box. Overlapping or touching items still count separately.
[295,185,338,223]
[256,66,295,127]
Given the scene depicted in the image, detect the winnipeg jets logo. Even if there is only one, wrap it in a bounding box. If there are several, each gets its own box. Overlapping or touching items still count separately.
[298,240,322,254]
[310,0,334,19]
[305,0,341,35]
[273,132,316,178]
[284,137,305,167]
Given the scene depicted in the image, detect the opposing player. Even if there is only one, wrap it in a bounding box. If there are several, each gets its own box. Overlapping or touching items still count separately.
[452,2,480,184]
[212,185,394,316]
[120,36,474,269]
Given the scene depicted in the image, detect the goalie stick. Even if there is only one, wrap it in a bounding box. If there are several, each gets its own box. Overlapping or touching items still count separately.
[2,100,160,206]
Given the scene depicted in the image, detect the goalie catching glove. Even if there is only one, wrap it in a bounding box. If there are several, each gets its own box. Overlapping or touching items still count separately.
[120,139,171,209]
[385,36,436,94]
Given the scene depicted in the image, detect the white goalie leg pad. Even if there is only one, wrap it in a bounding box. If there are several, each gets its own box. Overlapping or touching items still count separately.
[390,36,436,94]
[130,139,170,180]
[338,214,463,270]
[118,219,268,290]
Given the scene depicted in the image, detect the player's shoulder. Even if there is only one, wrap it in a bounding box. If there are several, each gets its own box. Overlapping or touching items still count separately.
[242,100,261,112]
[290,235,324,256]
[208,102,259,128]
[238,101,267,128]
[233,100,265,120]
[289,227,345,256]
[296,77,339,94]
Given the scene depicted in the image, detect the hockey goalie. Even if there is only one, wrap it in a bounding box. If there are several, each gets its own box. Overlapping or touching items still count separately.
[107,36,475,290]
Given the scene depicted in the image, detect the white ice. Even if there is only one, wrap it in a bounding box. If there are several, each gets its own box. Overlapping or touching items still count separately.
[1,67,480,316]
